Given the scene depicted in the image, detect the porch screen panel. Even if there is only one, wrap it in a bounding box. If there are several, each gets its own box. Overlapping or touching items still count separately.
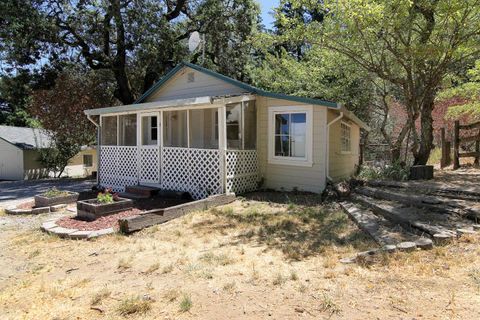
[189,108,219,149]
[226,103,241,149]
[243,101,256,149]
[101,116,117,145]
[118,114,137,146]
[163,110,188,147]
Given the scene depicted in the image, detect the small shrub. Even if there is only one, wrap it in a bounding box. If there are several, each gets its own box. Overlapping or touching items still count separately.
[90,288,111,305]
[179,294,192,313]
[357,161,409,181]
[290,270,299,281]
[272,273,286,286]
[320,293,341,315]
[97,191,114,204]
[117,296,151,316]
[199,252,234,266]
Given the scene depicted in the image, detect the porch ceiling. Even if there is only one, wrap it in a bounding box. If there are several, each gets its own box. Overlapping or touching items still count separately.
[84,94,256,116]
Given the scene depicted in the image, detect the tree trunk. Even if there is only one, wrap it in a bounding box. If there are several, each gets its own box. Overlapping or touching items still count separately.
[414,95,435,165]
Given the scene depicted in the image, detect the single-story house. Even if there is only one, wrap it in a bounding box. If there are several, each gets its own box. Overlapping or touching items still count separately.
[0,125,97,180]
[85,62,369,199]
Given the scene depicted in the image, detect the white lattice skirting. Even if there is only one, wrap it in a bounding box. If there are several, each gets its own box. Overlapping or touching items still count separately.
[99,146,138,192]
[99,146,259,197]
[225,150,259,194]
[161,147,223,199]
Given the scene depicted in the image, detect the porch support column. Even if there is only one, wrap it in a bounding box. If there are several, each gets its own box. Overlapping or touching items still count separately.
[136,113,141,185]
[219,106,227,193]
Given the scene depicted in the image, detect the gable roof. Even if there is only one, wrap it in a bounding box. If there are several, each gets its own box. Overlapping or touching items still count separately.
[135,62,339,109]
[0,125,52,150]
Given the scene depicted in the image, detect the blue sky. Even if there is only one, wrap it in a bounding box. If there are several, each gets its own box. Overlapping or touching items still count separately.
[258,0,278,27]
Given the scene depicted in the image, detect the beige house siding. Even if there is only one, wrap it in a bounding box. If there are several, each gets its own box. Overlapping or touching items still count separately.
[256,96,327,193]
[327,110,361,181]
[146,67,246,102]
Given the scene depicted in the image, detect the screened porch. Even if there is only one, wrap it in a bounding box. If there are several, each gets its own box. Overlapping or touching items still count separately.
[97,100,258,199]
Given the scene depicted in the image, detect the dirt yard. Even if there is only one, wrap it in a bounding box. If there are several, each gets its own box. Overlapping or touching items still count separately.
[1,191,480,319]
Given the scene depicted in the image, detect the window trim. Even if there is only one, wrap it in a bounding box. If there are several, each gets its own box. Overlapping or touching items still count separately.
[340,121,352,154]
[268,105,313,167]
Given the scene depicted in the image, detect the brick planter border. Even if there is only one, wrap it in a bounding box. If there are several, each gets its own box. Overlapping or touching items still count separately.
[41,217,115,239]
[6,203,67,215]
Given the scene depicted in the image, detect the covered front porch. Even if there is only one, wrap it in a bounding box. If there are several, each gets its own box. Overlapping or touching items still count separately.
[89,95,259,199]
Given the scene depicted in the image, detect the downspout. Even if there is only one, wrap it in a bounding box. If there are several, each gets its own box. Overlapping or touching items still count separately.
[86,114,100,185]
[326,110,344,182]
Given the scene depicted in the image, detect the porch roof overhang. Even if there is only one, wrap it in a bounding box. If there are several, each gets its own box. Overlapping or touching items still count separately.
[84,94,256,116]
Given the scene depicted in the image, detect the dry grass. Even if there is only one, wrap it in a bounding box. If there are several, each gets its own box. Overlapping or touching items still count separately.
[0,191,479,319]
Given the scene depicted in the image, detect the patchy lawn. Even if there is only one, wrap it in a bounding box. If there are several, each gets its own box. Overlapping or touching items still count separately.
[0,192,479,319]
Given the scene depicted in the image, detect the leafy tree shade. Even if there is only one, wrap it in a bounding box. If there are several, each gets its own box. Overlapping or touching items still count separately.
[30,69,111,176]
[1,0,260,106]
[277,0,480,164]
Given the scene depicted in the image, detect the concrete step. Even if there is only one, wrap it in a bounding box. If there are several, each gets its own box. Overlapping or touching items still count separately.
[340,201,431,248]
[125,185,160,197]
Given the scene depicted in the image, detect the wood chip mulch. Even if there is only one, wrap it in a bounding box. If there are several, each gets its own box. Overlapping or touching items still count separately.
[56,209,142,231]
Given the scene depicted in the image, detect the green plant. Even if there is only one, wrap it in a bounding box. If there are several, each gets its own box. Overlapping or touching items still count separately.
[358,161,410,181]
[179,294,192,313]
[97,191,114,204]
[42,187,69,198]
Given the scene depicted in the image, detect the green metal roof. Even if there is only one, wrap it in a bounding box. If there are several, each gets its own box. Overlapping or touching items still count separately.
[134,62,339,109]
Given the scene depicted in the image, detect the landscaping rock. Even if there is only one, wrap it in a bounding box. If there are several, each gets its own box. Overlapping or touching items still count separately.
[68,230,92,240]
[382,244,397,253]
[456,228,476,237]
[50,204,67,212]
[31,207,50,214]
[334,181,351,198]
[415,238,434,250]
[88,227,115,238]
[47,226,78,237]
[41,221,58,232]
[356,249,379,265]
[396,242,417,252]
[340,257,357,264]
[6,208,32,215]
[433,233,454,245]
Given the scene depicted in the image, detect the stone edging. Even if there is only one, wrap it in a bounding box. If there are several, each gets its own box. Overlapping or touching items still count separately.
[41,218,115,239]
[6,204,67,215]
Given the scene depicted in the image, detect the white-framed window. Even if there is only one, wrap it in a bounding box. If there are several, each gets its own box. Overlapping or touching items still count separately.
[341,121,351,153]
[268,106,313,167]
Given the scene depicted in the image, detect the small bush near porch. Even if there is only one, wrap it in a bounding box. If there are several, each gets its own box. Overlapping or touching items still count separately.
[1,192,479,319]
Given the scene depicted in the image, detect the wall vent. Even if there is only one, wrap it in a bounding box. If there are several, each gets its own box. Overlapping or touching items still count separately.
[187,72,195,83]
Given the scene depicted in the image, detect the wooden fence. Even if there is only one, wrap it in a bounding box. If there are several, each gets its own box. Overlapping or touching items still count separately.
[448,120,480,169]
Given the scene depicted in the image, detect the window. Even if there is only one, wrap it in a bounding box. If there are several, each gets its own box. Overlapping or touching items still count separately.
[341,122,351,153]
[142,115,158,145]
[83,154,93,167]
[268,106,312,166]
[189,108,218,149]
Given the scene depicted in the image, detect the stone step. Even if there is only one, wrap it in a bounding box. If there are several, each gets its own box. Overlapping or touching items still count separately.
[340,201,431,248]
[352,194,459,238]
[125,185,160,197]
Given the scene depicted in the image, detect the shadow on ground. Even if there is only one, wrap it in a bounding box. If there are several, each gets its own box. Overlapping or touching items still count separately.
[192,191,374,260]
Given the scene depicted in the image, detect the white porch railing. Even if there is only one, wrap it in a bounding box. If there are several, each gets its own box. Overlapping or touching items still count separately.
[99,146,259,198]
[225,150,259,194]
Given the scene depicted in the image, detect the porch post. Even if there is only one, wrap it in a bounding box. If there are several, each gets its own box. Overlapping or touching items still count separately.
[219,106,227,193]
[159,111,163,188]
[136,112,141,185]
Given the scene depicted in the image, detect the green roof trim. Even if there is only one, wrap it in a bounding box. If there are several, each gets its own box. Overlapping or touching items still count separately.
[134,62,339,109]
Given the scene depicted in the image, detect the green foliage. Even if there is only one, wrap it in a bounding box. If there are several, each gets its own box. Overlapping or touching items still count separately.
[97,192,114,204]
[37,140,82,178]
[357,162,409,181]
[439,60,480,120]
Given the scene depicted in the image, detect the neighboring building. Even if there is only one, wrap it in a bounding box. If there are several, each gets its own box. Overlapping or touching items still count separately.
[85,62,369,199]
[0,125,97,180]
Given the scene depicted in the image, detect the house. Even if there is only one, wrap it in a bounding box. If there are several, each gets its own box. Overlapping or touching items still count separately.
[84,62,369,199]
[0,125,97,180]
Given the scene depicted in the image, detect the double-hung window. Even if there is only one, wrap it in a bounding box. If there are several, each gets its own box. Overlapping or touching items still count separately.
[268,106,313,166]
[341,122,351,153]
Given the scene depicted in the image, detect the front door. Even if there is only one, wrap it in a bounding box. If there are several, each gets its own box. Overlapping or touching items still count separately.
[138,112,161,185]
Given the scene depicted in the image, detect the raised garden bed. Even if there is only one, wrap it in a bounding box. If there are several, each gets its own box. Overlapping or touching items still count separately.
[34,189,79,207]
[77,197,133,221]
